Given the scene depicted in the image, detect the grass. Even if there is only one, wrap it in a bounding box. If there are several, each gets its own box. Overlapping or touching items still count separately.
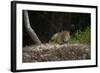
[69,26,91,44]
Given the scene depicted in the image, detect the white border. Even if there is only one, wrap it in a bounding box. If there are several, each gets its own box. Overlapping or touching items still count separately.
[16,3,96,70]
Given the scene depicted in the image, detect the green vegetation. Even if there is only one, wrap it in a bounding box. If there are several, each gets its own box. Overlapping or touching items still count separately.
[69,26,91,44]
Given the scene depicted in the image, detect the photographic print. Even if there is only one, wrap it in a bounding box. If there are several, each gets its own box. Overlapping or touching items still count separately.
[23,10,91,62]
[11,1,98,72]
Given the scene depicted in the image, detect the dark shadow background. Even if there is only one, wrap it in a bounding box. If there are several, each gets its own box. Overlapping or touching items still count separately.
[23,10,91,47]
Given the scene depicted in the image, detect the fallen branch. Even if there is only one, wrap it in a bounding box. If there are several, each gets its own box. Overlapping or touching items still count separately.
[24,10,42,45]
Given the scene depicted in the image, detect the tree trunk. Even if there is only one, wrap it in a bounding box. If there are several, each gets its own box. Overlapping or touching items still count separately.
[23,10,42,45]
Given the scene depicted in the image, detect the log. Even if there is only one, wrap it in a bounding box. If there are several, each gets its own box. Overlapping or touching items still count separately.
[23,44,90,62]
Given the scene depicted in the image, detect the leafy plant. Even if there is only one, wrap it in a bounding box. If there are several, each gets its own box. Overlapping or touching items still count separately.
[69,26,90,44]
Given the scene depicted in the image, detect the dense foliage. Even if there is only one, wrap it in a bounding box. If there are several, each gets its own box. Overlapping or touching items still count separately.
[69,26,90,44]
